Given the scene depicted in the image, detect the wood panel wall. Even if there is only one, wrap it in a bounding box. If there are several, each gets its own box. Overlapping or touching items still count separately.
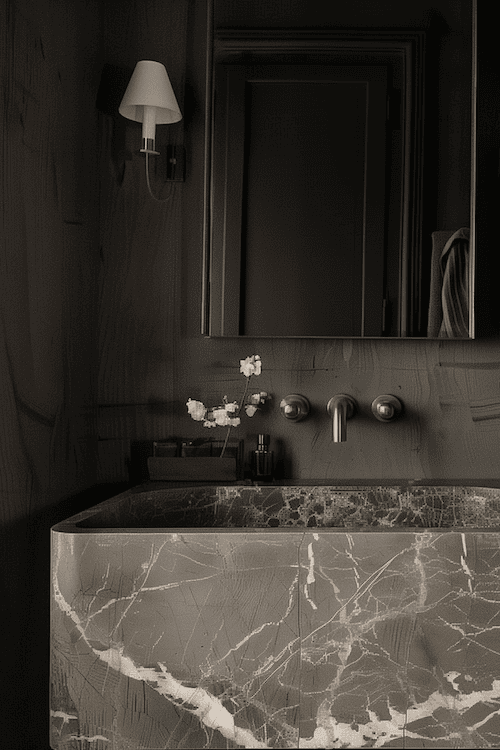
[1,0,102,746]
[97,0,188,479]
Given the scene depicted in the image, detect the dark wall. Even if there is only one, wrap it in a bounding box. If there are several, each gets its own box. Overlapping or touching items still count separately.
[1,0,102,746]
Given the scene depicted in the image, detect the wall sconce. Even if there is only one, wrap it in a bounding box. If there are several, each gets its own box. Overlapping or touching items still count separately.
[119,60,183,201]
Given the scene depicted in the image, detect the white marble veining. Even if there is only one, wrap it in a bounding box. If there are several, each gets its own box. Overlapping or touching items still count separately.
[51,485,500,748]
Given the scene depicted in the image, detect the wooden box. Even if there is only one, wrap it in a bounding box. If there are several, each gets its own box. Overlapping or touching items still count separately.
[147,456,237,481]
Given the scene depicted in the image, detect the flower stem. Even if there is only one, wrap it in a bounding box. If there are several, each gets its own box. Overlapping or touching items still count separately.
[220,427,231,458]
[219,376,251,458]
[238,376,251,412]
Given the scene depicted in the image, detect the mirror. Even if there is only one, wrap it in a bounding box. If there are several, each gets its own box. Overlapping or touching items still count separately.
[203,0,475,338]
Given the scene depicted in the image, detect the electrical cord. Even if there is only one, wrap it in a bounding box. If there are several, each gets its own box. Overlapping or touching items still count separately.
[145,151,174,202]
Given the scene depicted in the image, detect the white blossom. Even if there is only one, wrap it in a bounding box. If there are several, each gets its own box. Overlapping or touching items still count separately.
[186,399,207,421]
[187,356,266,431]
[240,354,261,377]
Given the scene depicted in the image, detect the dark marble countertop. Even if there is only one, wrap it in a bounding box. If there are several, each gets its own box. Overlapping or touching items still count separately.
[53,482,500,533]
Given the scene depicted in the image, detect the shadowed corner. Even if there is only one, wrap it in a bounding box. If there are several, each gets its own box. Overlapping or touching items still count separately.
[96,63,135,182]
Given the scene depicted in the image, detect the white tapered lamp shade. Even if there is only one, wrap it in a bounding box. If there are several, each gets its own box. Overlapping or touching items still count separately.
[119,60,182,154]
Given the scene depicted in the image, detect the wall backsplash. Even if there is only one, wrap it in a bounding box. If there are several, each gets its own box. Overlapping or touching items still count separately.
[167,337,500,480]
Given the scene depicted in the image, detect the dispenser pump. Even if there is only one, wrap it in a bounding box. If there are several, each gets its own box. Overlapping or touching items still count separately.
[258,434,269,451]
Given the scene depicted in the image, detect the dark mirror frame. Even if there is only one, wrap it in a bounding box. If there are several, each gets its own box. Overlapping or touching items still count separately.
[201,1,476,339]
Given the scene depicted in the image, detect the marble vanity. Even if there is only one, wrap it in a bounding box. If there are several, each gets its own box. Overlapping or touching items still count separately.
[51,483,500,748]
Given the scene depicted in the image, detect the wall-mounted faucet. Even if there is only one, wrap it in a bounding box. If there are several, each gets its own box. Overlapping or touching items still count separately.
[326,394,357,442]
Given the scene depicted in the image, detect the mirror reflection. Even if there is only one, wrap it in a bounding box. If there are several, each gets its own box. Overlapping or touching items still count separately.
[204,0,475,338]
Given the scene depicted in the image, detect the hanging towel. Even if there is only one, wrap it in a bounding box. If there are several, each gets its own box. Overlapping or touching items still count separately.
[427,227,470,337]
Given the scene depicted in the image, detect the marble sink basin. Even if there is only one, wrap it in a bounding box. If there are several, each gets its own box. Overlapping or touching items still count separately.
[51,483,500,749]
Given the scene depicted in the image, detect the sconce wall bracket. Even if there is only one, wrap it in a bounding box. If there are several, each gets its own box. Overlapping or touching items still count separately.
[165,145,186,181]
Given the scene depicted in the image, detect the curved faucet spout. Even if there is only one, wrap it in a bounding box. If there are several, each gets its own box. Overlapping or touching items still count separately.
[327,395,356,443]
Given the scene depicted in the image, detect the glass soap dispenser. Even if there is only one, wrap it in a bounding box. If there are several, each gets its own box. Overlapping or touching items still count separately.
[252,434,274,482]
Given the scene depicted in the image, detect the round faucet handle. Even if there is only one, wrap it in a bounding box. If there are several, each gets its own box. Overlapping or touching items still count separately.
[371,395,403,422]
[280,394,310,422]
[378,403,394,419]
